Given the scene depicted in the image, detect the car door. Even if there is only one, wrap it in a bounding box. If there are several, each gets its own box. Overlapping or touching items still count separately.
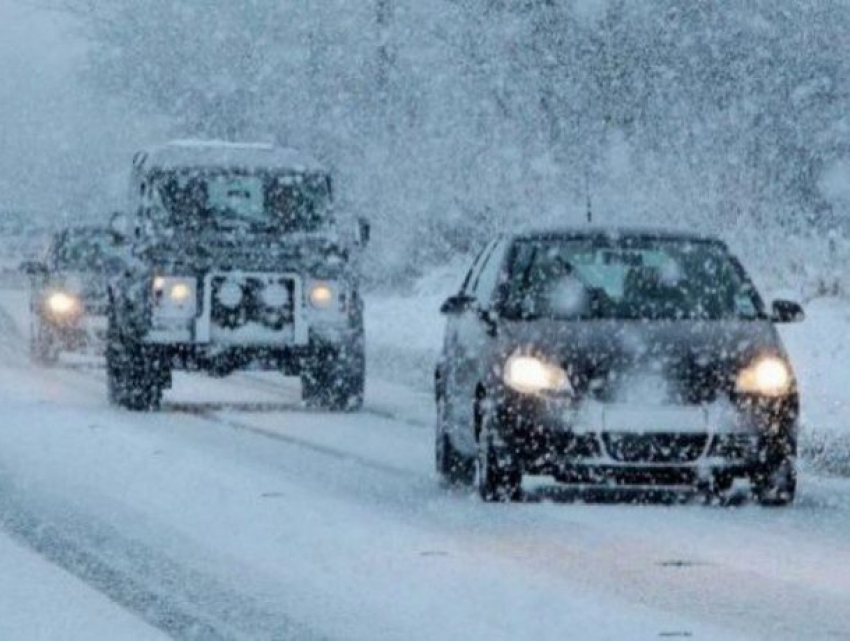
[447,239,510,452]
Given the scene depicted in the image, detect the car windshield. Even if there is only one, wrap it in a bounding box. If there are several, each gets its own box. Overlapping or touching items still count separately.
[151,170,332,233]
[504,237,764,321]
[53,231,116,271]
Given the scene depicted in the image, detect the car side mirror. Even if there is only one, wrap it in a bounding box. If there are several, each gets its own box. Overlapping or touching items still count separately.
[440,294,475,315]
[356,217,371,247]
[19,260,47,276]
[771,299,804,323]
[109,211,130,243]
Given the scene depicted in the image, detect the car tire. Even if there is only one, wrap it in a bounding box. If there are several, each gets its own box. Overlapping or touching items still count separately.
[106,314,163,412]
[753,457,797,507]
[30,318,59,366]
[435,398,475,486]
[301,341,365,412]
[477,404,522,502]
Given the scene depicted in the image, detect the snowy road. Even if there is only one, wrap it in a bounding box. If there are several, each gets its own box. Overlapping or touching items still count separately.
[1,289,850,640]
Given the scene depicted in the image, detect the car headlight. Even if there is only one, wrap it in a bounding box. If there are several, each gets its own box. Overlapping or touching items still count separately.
[152,276,197,317]
[736,355,793,397]
[503,353,572,395]
[308,282,336,309]
[46,291,81,317]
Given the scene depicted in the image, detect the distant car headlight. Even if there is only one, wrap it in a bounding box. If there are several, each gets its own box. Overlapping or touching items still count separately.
[736,356,793,397]
[503,353,572,395]
[46,291,81,317]
[308,282,336,309]
[152,276,197,318]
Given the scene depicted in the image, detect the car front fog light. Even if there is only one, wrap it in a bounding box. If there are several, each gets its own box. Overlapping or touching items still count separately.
[46,291,80,316]
[736,355,793,397]
[503,353,571,395]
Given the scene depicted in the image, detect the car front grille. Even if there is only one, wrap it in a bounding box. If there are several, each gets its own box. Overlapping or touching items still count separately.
[210,275,296,330]
[602,433,709,464]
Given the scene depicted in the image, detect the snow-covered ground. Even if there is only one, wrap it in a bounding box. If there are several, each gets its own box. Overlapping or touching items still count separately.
[1,282,850,640]
[0,532,166,641]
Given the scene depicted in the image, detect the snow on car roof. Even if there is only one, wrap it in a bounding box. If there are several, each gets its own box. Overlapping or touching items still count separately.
[134,140,326,174]
[515,225,724,245]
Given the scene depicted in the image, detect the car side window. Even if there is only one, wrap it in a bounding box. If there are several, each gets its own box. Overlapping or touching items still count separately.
[460,241,496,296]
[472,240,508,308]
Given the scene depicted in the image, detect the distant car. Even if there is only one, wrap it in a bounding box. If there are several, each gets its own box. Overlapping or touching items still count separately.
[435,228,804,505]
[21,226,123,363]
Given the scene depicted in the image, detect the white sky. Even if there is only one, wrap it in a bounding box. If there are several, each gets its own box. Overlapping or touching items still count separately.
[0,0,163,221]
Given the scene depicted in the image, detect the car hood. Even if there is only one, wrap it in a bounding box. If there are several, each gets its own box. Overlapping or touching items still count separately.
[499,318,789,403]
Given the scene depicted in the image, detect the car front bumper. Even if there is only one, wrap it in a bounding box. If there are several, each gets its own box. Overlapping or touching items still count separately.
[491,390,797,482]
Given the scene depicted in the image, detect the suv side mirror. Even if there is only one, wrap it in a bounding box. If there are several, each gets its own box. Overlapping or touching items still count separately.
[771,299,804,323]
[440,293,475,315]
[19,260,47,276]
[356,217,371,247]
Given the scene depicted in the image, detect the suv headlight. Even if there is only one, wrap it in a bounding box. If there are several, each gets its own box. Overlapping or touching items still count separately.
[736,355,793,397]
[152,276,197,318]
[503,353,572,395]
[307,281,338,310]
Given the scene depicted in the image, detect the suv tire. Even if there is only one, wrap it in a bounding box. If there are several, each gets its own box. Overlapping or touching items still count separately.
[106,313,163,411]
[301,341,365,412]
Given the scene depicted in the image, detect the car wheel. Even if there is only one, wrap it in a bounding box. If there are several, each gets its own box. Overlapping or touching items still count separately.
[301,342,365,412]
[477,403,522,502]
[753,457,797,507]
[30,319,58,366]
[435,398,475,486]
[106,315,163,412]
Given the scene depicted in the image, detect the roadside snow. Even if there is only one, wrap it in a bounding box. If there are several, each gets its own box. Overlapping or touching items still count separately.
[0,531,165,641]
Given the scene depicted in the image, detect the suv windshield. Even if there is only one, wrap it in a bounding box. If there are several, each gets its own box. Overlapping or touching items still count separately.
[504,237,764,321]
[151,170,332,233]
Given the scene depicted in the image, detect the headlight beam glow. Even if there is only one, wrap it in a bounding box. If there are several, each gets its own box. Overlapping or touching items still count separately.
[736,355,793,397]
[503,353,571,395]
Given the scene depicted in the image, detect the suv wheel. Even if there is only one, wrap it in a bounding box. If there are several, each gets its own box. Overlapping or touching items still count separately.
[435,398,475,486]
[106,316,163,411]
[477,403,522,502]
[301,342,365,412]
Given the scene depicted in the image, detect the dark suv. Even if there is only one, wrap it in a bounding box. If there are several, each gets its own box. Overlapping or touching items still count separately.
[435,228,803,505]
[107,141,369,411]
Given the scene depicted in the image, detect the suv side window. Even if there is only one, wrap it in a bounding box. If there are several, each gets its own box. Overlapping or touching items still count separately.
[472,240,508,308]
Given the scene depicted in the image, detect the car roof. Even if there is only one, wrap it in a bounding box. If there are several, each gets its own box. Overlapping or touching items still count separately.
[133,140,326,174]
[511,225,726,245]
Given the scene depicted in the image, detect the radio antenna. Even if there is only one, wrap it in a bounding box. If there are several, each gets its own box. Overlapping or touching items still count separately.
[584,166,593,224]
